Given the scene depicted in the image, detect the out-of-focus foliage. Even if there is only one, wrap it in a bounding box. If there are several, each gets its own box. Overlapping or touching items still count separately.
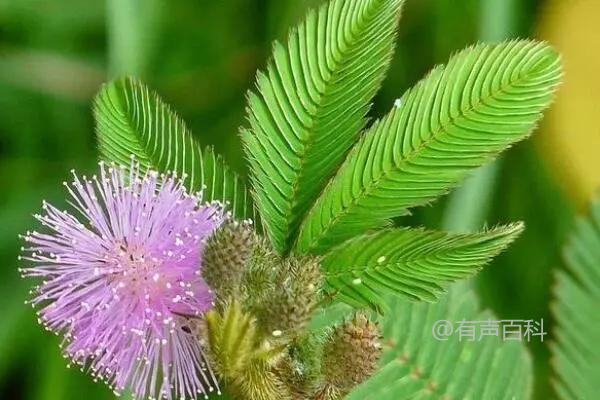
[0,0,585,399]
[347,284,533,400]
[551,198,600,400]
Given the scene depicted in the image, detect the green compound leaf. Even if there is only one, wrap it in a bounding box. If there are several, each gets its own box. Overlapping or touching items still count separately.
[552,198,600,400]
[242,0,404,254]
[346,284,533,400]
[321,223,524,311]
[296,40,562,254]
[94,77,256,221]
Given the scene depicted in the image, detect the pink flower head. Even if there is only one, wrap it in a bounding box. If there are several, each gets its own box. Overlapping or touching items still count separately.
[20,161,224,400]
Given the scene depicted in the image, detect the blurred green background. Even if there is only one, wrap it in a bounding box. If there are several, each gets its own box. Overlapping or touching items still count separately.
[0,0,596,399]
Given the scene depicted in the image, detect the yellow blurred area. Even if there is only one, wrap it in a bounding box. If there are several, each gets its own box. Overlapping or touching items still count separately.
[538,0,600,205]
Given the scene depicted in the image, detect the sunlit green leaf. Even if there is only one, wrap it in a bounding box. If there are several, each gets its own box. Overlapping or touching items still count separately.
[296,40,562,254]
[95,77,256,221]
[321,223,524,310]
[243,0,404,254]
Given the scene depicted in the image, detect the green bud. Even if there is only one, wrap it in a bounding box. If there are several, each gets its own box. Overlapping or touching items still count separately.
[205,300,258,378]
[205,301,293,400]
[202,220,255,302]
[321,313,382,395]
[256,256,323,338]
[240,237,280,308]
[276,334,322,397]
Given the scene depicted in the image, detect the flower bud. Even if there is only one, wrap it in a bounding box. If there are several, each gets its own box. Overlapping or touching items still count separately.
[205,301,293,400]
[257,256,322,338]
[277,334,322,397]
[241,237,280,306]
[321,313,382,394]
[202,220,255,301]
[205,300,258,378]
